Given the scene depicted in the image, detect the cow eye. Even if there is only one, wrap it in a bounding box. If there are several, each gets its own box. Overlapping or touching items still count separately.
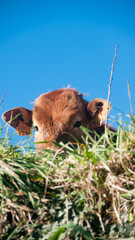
[33,126,39,131]
[73,121,81,128]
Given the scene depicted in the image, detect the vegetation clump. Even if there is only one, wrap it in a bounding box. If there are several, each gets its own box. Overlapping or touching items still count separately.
[0,118,135,239]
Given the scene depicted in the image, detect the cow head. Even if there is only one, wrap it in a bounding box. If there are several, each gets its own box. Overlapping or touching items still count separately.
[2,88,112,149]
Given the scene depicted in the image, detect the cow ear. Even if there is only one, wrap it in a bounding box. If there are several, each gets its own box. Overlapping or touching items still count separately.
[87,98,111,129]
[2,107,32,135]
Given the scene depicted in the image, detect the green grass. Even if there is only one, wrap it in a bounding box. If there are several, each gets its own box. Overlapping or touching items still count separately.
[0,117,135,240]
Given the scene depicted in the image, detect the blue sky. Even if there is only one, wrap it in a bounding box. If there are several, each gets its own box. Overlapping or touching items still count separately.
[0,0,135,142]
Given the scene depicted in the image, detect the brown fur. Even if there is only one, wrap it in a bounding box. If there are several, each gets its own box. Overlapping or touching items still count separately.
[2,88,115,149]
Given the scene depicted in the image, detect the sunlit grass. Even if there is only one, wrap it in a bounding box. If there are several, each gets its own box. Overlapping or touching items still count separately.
[0,115,135,239]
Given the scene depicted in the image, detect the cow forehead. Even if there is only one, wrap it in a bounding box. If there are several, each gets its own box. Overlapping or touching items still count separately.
[33,89,87,124]
[34,89,81,105]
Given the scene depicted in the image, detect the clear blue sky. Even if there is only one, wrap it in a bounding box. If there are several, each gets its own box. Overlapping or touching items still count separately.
[0,0,135,141]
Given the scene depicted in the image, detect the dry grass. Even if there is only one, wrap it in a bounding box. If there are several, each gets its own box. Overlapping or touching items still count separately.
[0,117,135,239]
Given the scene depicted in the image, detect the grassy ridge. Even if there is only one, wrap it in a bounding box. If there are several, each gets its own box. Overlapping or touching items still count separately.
[0,118,135,239]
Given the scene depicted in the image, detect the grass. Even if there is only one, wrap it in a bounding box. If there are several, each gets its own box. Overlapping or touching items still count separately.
[0,115,135,240]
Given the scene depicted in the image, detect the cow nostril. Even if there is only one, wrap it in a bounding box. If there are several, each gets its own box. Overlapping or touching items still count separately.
[33,126,39,131]
[73,121,81,128]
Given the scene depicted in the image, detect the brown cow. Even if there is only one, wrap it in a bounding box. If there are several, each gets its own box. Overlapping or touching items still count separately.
[2,88,115,149]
